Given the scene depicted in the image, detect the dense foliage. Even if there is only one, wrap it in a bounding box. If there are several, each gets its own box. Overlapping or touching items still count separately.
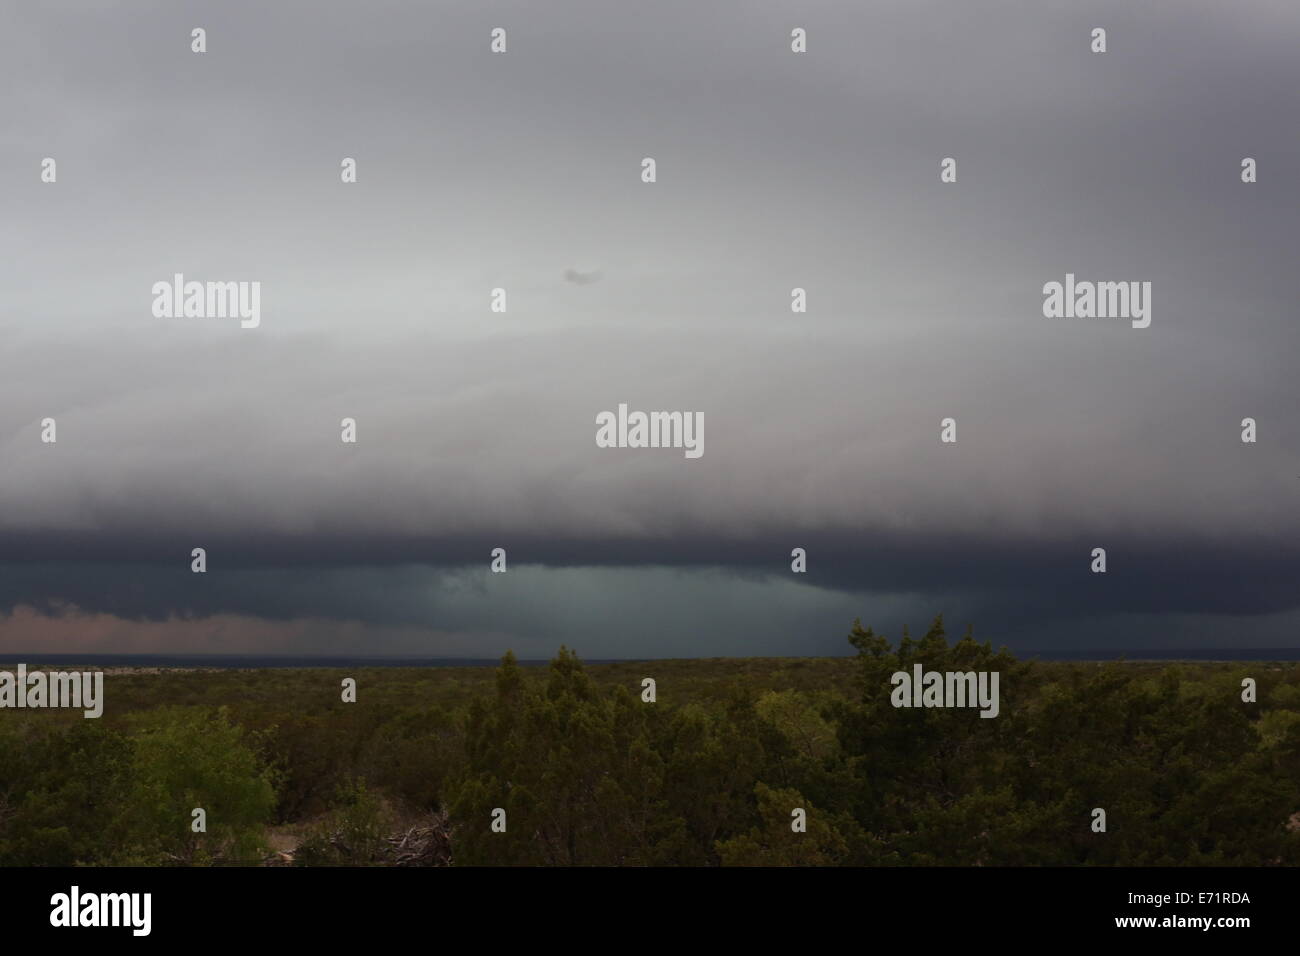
[2,616,1297,865]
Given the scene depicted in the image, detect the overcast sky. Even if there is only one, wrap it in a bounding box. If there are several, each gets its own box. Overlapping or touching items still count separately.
[1,0,1297,658]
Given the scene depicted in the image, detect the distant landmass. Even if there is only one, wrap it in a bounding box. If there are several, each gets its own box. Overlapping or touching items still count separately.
[3,648,1300,668]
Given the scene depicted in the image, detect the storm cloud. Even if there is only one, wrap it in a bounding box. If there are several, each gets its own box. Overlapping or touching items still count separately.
[1,0,1297,656]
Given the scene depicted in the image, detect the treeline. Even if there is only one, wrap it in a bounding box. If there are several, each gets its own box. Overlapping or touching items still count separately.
[2,617,1298,865]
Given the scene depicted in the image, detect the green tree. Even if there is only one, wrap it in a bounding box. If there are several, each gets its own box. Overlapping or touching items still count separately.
[716,784,850,865]
[450,648,680,865]
[116,706,278,864]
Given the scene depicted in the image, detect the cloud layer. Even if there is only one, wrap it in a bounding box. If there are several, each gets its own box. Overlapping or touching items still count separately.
[1,1,1297,654]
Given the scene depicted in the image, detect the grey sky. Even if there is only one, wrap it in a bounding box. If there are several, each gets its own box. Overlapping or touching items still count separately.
[1,1,1297,656]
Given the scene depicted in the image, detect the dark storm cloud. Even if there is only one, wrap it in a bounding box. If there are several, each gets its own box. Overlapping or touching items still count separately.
[1,524,1296,632]
[0,1,1297,653]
